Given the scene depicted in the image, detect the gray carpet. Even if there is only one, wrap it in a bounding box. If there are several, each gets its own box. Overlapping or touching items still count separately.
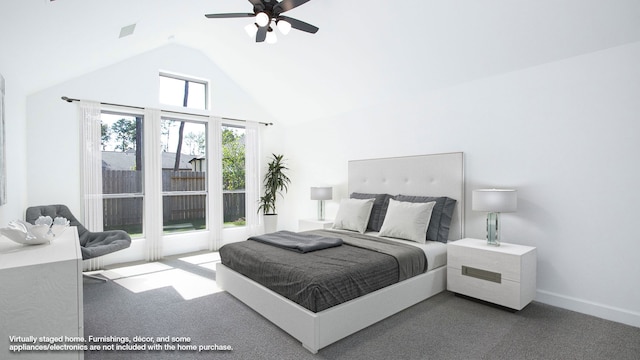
[83,256,640,360]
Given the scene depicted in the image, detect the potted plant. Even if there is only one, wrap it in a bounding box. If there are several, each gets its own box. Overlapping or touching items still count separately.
[258,154,291,233]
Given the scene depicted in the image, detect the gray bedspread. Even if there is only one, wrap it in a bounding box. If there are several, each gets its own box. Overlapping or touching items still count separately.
[248,230,343,253]
[219,230,428,312]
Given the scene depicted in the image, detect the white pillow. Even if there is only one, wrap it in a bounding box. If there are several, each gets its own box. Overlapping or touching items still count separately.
[332,198,375,234]
[378,199,436,243]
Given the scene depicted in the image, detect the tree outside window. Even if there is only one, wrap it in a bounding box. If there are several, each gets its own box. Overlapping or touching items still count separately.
[222,126,246,227]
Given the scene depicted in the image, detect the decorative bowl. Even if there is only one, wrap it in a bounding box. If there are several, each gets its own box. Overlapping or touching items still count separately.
[0,217,69,245]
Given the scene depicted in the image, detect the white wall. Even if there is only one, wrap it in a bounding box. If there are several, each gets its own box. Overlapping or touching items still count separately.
[27,43,272,204]
[26,43,273,262]
[0,73,28,226]
[269,42,640,327]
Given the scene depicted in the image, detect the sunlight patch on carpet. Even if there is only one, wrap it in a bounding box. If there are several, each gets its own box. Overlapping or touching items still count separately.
[198,262,217,271]
[100,262,173,280]
[179,252,220,271]
[100,261,222,300]
[178,252,220,264]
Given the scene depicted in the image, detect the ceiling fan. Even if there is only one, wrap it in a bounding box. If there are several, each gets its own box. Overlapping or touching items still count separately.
[205,0,319,43]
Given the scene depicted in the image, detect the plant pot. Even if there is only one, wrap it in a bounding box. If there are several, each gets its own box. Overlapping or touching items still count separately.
[263,214,278,234]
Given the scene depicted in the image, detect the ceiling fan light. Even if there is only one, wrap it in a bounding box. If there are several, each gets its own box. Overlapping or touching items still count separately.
[244,23,257,38]
[255,12,269,27]
[277,20,291,35]
[266,30,277,44]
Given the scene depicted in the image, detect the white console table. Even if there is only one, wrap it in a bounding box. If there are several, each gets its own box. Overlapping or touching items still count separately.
[0,226,84,360]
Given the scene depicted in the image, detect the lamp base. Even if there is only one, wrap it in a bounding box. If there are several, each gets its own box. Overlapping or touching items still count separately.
[486,212,500,246]
[317,200,325,221]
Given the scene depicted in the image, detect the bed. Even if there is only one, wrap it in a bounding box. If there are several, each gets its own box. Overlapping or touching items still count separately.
[215,152,465,353]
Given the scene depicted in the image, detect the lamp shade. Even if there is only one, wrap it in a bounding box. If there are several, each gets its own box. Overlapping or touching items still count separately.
[255,12,270,27]
[277,19,291,35]
[265,30,277,44]
[244,23,257,38]
[310,187,332,201]
[472,189,517,213]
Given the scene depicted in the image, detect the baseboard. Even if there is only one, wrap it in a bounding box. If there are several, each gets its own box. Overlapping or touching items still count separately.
[536,290,640,328]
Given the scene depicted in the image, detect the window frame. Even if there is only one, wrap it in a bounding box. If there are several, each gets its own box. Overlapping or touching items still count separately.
[159,72,209,111]
[100,109,145,237]
[160,116,209,234]
[221,123,247,228]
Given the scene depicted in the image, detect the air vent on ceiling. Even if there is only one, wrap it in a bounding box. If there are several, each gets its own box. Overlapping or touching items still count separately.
[119,23,136,38]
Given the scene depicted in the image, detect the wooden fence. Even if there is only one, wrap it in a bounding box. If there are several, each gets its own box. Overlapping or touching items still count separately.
[222,190,246,223]
[102,170,246,229]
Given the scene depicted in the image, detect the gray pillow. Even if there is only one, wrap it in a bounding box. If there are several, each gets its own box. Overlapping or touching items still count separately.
[392,195,457,243]
[350,193,391,232]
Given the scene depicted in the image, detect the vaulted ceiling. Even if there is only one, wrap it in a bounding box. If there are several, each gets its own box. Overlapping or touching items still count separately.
[2,0,639,123]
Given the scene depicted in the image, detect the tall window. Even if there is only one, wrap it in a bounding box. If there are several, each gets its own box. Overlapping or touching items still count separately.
[222,125,246,227]
[83,88,258,258]
[161,118,208,233]
[100,112,144,236]
[159,73,208,110]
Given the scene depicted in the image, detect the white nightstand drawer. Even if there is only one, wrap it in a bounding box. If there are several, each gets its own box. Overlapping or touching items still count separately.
[448,239,535,282]
[448,267,524,309]
[448,246,523,282]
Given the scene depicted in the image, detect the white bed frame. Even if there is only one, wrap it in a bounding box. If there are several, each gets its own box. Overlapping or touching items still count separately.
[216,152,465,353]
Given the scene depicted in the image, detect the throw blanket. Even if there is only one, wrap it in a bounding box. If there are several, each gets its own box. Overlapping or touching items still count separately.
[248,230,343,253]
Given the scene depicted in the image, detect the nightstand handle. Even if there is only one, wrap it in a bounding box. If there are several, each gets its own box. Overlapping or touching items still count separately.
[462,266,502,283]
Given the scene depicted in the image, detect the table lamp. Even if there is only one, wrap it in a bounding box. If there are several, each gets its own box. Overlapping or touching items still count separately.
[310,187,332,221]
[472,189,517,246]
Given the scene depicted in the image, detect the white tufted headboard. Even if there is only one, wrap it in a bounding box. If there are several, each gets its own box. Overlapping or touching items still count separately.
[348,152,465,241]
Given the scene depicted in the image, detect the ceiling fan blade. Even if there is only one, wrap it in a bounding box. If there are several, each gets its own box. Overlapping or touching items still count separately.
[256,26,268,42]
[247,0,265,12]
[279,16,318,34]
[205,13,255,19]
[274,0,312,14]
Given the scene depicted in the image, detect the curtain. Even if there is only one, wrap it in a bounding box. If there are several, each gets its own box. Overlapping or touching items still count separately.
[244,121,261,236]
[144,108,163,261]
[208,116,223,250]
[78,100,103,271]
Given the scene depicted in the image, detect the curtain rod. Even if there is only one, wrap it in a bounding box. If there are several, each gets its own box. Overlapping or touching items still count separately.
[61,96,273,126]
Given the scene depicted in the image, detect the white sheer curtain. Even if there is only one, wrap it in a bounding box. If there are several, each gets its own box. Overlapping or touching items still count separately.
[209,116,223,250]
[78,100,103,270]
[144,108,163,261]
[244,121,261,236]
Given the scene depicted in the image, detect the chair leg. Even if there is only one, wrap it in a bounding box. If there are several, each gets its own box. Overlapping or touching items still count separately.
[83,272,108,282]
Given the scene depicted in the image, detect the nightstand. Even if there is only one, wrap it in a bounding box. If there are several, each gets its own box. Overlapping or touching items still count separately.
[447,238,536,310]
[298,219,333,232]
